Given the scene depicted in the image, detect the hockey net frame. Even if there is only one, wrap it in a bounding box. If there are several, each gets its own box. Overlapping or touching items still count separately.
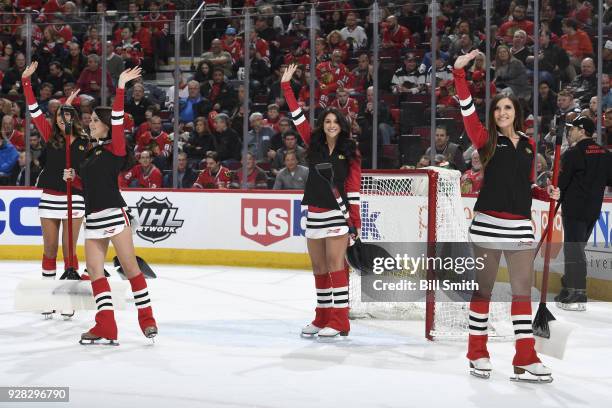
[353,168,512,341]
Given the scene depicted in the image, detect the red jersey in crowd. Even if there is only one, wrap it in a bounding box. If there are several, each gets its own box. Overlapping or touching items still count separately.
[330,96,359,120]
[382,23,413,48]
[137,131,172,157]
[123,164,163,188]
[193,166,232,189]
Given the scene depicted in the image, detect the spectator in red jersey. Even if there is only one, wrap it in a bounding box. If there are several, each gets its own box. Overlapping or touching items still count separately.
[469,71,496,115]
[331,87,359,122]
[58,82,81,109]
[230,152,268,189]
[76,54,114,99]
[496,4,534,45]
[326,30,349,62]
[193,150,232,189]
[83,26,102,56]
[136,115,172,168]
[263,104,284,133]
[350,53,373,95]
[133,19,153,58]
[221,27,243,65]
[116,26,144,68]
[2,115,24,152]
[382,15,412,49]
[460,150,484,194]
[560,18,594,70]
[143,0,170,65]
[316,49,350,108]
[123,150,163,188]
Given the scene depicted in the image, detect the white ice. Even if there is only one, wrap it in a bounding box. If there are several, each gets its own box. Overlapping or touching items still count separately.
[1,261,611,408]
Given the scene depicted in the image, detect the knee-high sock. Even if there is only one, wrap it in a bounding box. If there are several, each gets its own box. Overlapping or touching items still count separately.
[90,277,118,340]
[42,255,56,279]
[326,269,350,332]
[129,273,157,333]
[312,274,332,328]
[511,295,540,366]
[467,292,490,360]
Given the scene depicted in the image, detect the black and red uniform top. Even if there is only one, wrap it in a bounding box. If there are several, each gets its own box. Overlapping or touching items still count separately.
[23,78,88,195]
[281,81,362,229]
[72,88,128,215]
[454,68,549,219]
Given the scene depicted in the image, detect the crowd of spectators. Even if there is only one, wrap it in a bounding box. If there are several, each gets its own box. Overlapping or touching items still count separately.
[0,0,610,193]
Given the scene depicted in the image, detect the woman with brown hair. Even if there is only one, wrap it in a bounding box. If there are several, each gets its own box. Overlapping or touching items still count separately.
[64,67,158,345]
[454,50,559,382]
[282,63,361,338]
[22,61,87,319]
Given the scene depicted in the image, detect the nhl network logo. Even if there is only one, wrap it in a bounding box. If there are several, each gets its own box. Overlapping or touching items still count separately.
[131,197,184,243]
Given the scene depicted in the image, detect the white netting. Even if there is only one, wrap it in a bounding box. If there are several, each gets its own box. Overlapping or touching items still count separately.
[351,167,512,340]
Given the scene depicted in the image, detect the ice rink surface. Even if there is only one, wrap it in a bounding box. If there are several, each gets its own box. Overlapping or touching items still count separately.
[1,261,611,408]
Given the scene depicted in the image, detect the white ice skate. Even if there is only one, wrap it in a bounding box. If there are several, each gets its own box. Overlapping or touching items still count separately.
[301,323,323,336]
[469,358,492,379]
[510,362,553,383]
[317,327,349,338]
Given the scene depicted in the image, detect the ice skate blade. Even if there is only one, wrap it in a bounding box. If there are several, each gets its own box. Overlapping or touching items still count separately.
[470,369,491,379]
[469,362,491,379]
[511,367,553,383]
[61,312,75,320]
[510,375,553,383]
[558,303,586,312]
[317,331,349,338]
[79,338,119,346]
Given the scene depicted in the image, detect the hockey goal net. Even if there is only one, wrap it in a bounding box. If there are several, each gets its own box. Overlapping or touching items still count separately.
[353,167,512,340]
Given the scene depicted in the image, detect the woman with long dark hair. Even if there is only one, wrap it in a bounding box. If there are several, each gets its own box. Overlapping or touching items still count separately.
[22,62,87,319]
[454,50,559,382]
[64,67,158,345]
[281,63,361,338]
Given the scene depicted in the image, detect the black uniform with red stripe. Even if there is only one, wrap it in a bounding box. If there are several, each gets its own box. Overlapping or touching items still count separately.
[23,78,88,195]
[281,81,361,231]
[454,68,549,219]
[75,88,128,215]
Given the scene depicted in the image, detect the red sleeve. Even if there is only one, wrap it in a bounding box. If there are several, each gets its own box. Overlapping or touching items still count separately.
[345,151,362,229]
[453,68,488,149]
[281,81,311,146]
[109,88,126,156]
[72,174,83,190]
[151,168,163,188]
[22,78,52,141]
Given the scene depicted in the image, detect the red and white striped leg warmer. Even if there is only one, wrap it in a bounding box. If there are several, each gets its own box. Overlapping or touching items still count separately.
[326,269,350,333]
[129,273,157,334]
[312,274,332,328]
[89,277,118,340]
[467,292,491,360]
[511,295,540,366]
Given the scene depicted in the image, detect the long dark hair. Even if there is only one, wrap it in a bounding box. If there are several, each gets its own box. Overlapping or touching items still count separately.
[480,93,524,168]
[93,106,136,170]
[50,105,87,148]
[306,107,357,162]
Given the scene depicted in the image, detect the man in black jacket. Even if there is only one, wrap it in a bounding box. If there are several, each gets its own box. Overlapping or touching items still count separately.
[525,28,570,90]
[556,116,612,310]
